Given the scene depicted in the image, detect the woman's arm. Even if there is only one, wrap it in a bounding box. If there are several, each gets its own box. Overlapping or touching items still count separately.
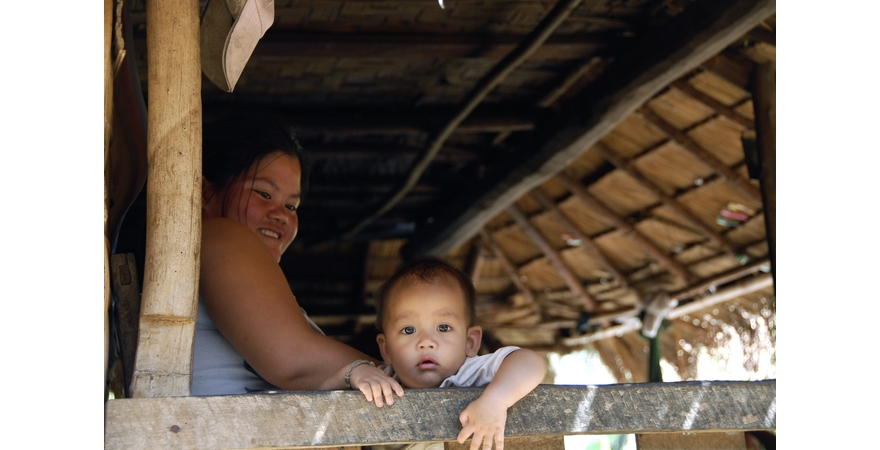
[456,348,547,450]
[200,217,381,390]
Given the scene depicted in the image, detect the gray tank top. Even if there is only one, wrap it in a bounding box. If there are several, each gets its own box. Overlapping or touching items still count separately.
[191,298,324,396]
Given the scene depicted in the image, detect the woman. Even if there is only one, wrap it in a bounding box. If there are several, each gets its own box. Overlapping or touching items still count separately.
[192,115,402,406]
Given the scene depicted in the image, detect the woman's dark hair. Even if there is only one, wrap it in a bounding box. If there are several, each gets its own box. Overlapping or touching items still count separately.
[202,113,310,213]
[374,257,478,333]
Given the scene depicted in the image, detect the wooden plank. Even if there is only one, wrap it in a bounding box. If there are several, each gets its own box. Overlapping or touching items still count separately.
[132,0,202,398]
[105,381,776,450]
[637,432,747,450]
[402,0,776,259]
[752,62,775,287]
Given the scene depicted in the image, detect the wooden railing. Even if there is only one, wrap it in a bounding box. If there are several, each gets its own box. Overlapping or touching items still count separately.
[105,379,775,449]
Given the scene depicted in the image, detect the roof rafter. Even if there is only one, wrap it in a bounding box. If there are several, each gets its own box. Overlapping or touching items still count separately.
[402,0,776,259]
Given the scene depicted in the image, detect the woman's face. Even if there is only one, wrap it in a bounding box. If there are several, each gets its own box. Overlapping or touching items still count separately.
[205,151,302,262]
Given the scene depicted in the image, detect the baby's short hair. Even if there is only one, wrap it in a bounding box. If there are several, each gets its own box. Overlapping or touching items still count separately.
[374,257,477,333]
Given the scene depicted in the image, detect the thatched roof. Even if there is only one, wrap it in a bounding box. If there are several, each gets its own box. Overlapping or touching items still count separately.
[114,0,776,381]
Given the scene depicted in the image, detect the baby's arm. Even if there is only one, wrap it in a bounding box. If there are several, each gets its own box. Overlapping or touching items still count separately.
[457,349,546,450]
[319,361,404,407]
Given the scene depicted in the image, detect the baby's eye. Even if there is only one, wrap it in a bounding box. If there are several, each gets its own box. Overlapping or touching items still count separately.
[437,324,451,332]
[402,326,415,335]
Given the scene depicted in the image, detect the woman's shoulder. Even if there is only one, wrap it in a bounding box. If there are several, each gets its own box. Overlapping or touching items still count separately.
[201,217,273,263]
[203,216,250,235]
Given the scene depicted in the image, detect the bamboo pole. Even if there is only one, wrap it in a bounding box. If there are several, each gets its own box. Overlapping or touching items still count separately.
[530,188,630,287]
[672,78,755,129]
[752,62,775,288]
[464,243,485,287]
[341,0,586,240]
[561,272,773,347]
[506,204,598,311]
[639,106,763,203]
[131,0,202,398]
[478,229,536,304]
[555,172,697,284]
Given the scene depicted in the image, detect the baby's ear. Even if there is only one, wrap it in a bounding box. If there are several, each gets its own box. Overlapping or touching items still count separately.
[465,326,482,357]
[376,333,391,364]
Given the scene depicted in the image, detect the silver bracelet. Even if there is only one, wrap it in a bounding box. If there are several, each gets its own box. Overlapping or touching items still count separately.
[344,360,376,389]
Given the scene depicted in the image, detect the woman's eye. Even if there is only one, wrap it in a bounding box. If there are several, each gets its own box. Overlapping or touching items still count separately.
[402,326,415,335]
[255,190,270,199]
[437,324,451,332]
[286,204,298,212]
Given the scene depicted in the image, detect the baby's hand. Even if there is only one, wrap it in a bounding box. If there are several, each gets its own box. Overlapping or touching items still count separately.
[349,364,404,407]
[457,396,507,450]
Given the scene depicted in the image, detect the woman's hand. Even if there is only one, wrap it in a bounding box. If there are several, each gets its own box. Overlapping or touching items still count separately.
[457,396,507,450]
[350,364,404,407]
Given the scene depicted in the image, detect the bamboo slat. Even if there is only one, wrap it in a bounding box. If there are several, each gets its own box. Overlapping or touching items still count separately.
[131,0,202,398]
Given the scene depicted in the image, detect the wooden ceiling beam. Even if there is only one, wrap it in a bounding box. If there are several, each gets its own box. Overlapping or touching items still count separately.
[591,141,739,257]
[340,0,589,241]
[671,78,755,129]
[639,106,763,203]
[402,0,776,259]
[506,204,598,312]
[133,31,609,62]
[212,107,536,136]
[556,172,697,285]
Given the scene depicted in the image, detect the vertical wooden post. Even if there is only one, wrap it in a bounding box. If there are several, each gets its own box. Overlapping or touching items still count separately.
[131,0,202,398]
[753,62,775,288]
[103,0,113,399]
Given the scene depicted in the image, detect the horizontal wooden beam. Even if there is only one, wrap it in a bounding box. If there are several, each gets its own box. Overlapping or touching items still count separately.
[402,0,776,259]
[135,30,613,61]
[105,381,776,449]
[203,104,537,136]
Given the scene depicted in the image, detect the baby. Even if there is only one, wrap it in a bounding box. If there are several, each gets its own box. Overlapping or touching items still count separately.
[353,257,547,450]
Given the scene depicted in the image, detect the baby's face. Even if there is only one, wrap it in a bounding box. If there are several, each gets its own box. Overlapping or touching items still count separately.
[376,277,481,388]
